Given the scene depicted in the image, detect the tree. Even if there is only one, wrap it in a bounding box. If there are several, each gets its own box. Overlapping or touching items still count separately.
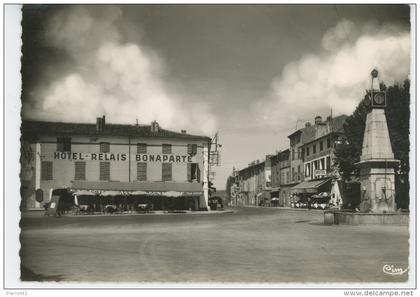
[335,80,410,208]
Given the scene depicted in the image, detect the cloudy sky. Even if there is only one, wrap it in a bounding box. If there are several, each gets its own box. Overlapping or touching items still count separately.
[21,4,411,189]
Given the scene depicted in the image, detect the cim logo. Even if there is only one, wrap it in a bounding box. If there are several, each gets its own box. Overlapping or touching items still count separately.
[382,263,408,276]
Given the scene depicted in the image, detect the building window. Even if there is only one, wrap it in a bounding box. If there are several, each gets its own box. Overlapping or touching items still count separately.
[320,158,325,170]
[162,163,172,181]
[41,161,53,180]
[313,144,316,154]
[162,144,172,154]
[100,162,110,181]
[137,143,147,154]
[320,141,324,151]
[291,149,294,160]
[137,162,147,181]
[310,162,314,178]
[187,144,197,155]
[57,137,71,152]
[297,165,301,181]
[286,172,290,184]
[100,142,110,153]
[326,156,331,171]
[74,162,86,180]
[292,167,295,181]
[305,163,310,177]
[327,138,331,148]
[187,163,200,182]
[306,147,309,156]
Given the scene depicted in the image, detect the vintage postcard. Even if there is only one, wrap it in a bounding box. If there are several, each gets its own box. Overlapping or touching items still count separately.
[3,3,416,294]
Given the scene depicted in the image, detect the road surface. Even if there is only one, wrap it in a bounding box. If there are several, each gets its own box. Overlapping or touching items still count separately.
[20,207,409,283]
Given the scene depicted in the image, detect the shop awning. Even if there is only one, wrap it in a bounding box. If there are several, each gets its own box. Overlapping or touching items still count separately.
[101,190,122,196]
[131,190,148,195]
[291,178,331,194]
[73,190,96,196]
[72,181,203,192]
[162,191,183,197]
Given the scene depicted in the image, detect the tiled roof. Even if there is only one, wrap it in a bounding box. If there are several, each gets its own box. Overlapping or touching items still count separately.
[270,149,290,164]
[300,125,316,144]
[289,114,348,145]
[279,149,290,162]
[21,120,211,141]
[238,160,265,174]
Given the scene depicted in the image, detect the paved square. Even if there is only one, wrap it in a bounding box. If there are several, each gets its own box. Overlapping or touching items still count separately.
[20,207,409,283]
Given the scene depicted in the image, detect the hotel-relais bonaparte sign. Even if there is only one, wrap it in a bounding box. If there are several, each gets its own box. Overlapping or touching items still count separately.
[54,152,197,163]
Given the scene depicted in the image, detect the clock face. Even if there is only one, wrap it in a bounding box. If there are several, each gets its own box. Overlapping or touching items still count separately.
[374,93,385,105]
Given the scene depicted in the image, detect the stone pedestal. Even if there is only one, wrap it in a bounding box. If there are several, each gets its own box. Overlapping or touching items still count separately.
[358,162,398,212]
[356,109,399,213]
[360,109,395,161]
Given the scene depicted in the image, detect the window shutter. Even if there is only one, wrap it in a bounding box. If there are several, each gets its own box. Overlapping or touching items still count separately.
[197,165,201,182]
[162,144,172,154]
[162,163,172,181]
[56,141,64,152]
[57,137,71,152]
[137,162,147,181]
[187,163,191,181]
[100,142,110,153]
[74,162,86,180]
[187,144,192,155]
[137,143,147,154]
[100,162,110,181]
[41,161,53,180]
[63,138,71,152]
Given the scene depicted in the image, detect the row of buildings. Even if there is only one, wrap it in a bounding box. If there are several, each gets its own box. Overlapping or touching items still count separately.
[229,114,360,209]
[20,116,214,211]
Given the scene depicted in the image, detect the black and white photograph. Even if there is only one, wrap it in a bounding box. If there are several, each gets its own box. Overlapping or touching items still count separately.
[3,2,417,294]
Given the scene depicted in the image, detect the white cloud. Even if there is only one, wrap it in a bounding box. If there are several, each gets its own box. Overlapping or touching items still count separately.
[256,19,411,127]
[27,6,217,135]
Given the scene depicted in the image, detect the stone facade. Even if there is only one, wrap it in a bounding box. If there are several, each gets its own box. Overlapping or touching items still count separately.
[357,85,399,213]
[21,119,211,210]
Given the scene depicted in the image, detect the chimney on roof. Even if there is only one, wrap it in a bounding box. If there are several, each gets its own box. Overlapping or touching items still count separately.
[181,130,186,134]
[151,120,159,133]
[96,116,104,132]
[305,122,311,128]
[315,116,322,125]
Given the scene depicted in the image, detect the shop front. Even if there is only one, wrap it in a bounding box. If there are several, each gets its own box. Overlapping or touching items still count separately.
[71,180,204,213]
[290,178,332,208]
[257,191,271,207]
[270,187,280,207]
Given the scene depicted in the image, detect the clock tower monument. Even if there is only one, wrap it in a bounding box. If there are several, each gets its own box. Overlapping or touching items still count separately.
[356,69,400,213]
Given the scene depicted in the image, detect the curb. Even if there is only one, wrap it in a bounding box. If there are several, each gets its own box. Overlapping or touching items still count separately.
[21,209,235,218]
